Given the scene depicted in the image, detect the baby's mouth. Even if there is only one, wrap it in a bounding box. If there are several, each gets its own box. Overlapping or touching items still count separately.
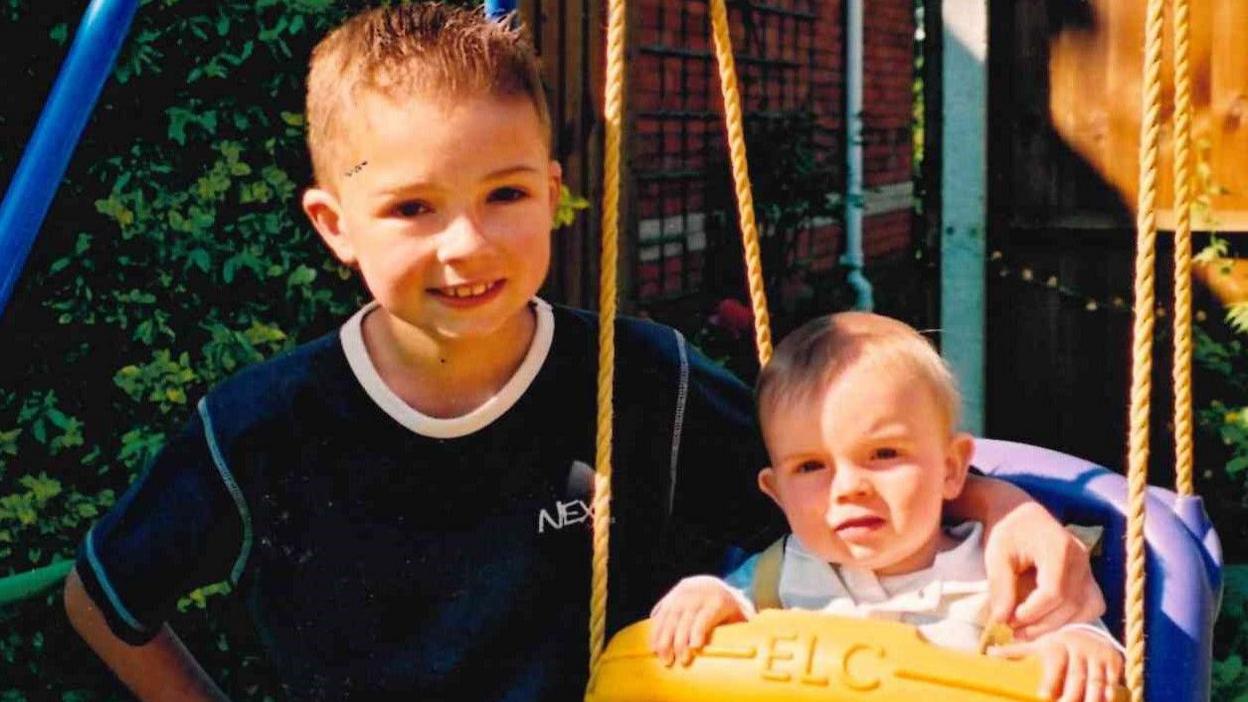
[834,515,886,535]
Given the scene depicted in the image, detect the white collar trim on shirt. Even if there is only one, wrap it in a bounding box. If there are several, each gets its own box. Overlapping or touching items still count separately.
[339,298,555,439]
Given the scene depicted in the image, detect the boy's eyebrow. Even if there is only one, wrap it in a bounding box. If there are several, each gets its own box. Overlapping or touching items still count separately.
[374,165,541,196]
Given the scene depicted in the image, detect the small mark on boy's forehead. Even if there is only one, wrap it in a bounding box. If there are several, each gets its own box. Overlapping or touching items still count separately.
[344,160,369,177]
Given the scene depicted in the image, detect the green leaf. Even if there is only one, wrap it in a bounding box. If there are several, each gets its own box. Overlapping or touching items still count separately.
[46,407,72,431]
[20,473,62,502]
[187,248,212,273]
[167,107,192,145]
[1228,302,1248,335]
[0,428,20,456]
[287,265,316,287]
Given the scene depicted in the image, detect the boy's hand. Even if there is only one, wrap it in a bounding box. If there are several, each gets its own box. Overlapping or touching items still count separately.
[648,576,748,667]
[983,501,1106,639]
[988,627,1124,702]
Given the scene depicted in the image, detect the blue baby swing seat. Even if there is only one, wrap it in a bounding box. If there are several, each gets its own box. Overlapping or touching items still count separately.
[975,438,1223,702]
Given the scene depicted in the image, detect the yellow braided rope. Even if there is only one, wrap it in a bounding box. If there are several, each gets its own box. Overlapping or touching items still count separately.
[589,0,626,676]
[1171,0,1195,497]
[708,0,773,367]
[1126,0,1166,698]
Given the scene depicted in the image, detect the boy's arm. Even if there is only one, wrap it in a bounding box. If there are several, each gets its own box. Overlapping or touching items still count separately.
[70,402,247,690]
[65,567,230,702]
[950,474,1106,638]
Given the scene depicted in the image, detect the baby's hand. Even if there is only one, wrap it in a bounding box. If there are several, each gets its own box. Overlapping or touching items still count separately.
[988,626,1124,702]
[648,575,748,667]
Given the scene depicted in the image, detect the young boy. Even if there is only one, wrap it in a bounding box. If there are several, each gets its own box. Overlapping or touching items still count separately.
[649,312,1124,702]
[64,4,1104,701]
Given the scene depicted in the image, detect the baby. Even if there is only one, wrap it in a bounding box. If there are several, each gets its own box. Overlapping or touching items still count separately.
[649,312,1124,702]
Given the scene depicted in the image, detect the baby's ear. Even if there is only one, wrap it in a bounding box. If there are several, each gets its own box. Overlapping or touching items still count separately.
[757,467,782,507]
[302,187,356,267]
[942,433,975,500]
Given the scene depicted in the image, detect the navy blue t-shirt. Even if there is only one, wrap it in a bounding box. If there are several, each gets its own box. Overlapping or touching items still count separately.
[76,300,778,701]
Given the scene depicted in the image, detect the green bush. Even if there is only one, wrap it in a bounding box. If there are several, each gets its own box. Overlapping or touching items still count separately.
[0,1,590,698]
[0,1,362,697]
[1196,315,1248,702]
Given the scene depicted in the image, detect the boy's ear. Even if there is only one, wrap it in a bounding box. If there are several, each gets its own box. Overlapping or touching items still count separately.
[302,186,356,267]
[941,432,975,500]
[757,467,782,507]
[547,160,563,219]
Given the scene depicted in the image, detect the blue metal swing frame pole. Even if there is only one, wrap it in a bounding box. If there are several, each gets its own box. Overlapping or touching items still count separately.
[484,0,517,20]
[0,0,135,604]
[0,0,139,320]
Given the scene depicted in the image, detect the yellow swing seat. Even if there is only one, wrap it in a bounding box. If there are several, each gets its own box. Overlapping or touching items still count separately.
[586,610,1128,702]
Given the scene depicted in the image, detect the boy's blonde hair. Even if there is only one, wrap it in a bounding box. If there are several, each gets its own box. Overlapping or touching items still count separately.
[757,312,962,435]
[305,3,551,188]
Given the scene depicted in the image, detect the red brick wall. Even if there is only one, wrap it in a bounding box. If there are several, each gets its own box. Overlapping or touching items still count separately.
[862,0,914,188]
[630,0,914,301]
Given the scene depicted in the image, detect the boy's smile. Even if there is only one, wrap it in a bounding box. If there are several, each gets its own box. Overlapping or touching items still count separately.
[759,361,973,575]
[303,90,560,350]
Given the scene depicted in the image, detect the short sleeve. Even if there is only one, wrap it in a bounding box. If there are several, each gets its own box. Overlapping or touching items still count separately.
[662,341,785,577]
[75,400,247,645]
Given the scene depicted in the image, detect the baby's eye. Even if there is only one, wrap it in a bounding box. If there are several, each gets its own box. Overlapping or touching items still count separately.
[394,200,432,218]
[488,186,529,203]
[795,460,825,474]
[871,447,900,461]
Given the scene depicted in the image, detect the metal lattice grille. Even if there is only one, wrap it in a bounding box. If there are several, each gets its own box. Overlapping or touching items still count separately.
[632,0,827,302]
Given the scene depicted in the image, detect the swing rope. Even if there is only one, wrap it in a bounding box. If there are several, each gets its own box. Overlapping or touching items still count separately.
[708,0,773,368]
[1171,0,1195,499]
[1125,0,1168,696]
[588,0,627,674]
[589,0,775,674]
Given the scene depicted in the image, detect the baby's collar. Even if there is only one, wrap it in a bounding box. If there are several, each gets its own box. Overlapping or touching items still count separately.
[786,522,987,613]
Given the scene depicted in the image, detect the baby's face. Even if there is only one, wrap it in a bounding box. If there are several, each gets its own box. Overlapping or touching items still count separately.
[759,363,972,575]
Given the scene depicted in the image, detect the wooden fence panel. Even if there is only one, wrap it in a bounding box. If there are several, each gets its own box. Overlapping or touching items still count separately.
[1210,0,1248,226]
[1047,0,1248,231]
[528,0,603,309]
[983,0,1248,471]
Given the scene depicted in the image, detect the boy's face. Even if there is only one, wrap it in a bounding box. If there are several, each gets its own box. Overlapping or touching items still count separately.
[758,363,973,575]
[303,90,560,343]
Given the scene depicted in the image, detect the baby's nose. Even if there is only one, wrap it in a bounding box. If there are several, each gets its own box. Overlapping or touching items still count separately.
[830,465,872,501]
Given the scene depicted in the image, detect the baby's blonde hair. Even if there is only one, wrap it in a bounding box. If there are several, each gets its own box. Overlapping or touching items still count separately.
[757,312,962,436]
[305,3,550,188]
